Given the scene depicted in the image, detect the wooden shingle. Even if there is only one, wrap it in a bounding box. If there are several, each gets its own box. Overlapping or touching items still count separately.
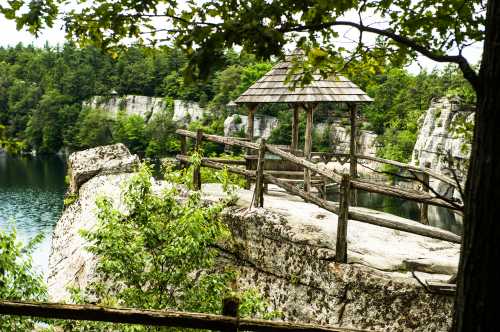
[235,56,372,104]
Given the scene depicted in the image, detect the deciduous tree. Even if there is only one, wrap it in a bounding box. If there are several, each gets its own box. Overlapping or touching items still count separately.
[1,0,497,329]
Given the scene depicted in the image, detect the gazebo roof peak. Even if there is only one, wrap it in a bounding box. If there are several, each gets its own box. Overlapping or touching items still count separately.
[235,51,372,104]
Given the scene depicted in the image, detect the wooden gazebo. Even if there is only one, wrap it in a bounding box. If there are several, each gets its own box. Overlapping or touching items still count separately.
[234,53,372,193]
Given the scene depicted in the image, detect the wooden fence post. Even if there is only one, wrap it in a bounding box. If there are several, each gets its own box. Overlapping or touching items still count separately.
[420,162,431,225]
[254,139,266,207]
[303,104,314,194]
[193,129,203,190]
[335,174,350,263]
[179,132,187,169]
[221,296,240,332]
[349,103,358,206]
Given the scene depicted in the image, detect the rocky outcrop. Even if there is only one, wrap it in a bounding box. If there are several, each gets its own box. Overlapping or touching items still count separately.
[49,145,457,331]
[315,122,379,157]
[67,143,139,194]
[412,97,473,193]
[84,95,166,122]
[49,144,142,302]
[172,100,206,124]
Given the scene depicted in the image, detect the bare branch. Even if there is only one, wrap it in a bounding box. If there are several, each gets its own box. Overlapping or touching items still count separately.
[279,20,480,91]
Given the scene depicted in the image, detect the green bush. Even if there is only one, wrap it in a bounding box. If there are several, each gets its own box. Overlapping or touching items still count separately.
[73,107,115,150]
[62,164,270,331]
[0,227,47,330]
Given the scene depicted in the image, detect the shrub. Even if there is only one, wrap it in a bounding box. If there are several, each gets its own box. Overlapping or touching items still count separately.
[62,163,270,331]
[0,227,47,330]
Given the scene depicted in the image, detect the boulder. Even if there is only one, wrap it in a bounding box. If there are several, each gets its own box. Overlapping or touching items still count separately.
[67,143,139,194]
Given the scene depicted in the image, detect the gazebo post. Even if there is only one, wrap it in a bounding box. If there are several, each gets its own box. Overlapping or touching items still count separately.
[304,103,315,193]
[349,103,358,205]
[291,104,300,152]
[247,104,257,142]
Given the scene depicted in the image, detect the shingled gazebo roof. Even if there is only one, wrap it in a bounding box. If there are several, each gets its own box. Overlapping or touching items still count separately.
[234,58,373,104]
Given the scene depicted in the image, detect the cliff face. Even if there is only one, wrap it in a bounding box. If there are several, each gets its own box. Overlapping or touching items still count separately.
[84,95,165,122]
[172,100,205,124]
[49,145,458,331]
[224,114,279,139]
[412,97,473,195]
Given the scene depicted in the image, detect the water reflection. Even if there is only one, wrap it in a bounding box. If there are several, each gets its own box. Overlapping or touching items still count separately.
[0,154,67,278]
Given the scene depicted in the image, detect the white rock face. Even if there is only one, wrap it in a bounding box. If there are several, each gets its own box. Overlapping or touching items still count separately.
[48,172,134,302]
[315,122,379,157]
[49,145,457,330]
[172,100,206,124]
[84,95,166,122]
[224,114,279,139]
[411,97,473,199]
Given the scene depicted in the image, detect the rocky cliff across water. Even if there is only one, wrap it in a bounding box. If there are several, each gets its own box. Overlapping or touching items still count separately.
[49,144,458,331]
[412,97,473,197]
[84,95,166,122]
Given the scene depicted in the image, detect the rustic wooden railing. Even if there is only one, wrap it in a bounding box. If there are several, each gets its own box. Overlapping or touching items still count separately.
[0,299,368,332]
[175,129,462,264]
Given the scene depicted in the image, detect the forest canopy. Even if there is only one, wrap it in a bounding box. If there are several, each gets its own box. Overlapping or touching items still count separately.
[0,43,474,160]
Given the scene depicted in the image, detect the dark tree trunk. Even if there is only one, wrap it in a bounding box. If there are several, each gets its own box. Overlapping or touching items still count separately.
[453,0,500,330]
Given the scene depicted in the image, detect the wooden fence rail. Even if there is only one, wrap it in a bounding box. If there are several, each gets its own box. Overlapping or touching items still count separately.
[0,300,368,332]
[310,152,458,190]
[265,143,461,211]
[175,129,462,253]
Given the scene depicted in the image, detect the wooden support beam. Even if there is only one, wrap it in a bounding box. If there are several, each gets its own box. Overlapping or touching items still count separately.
[205,158,246,166]
[179,132,187,169]
[420,163,431,225]
[247,104,257,155]
[0,300,367,332]
[349,103,358,206]
[347,209,461,243]
[264,172,460,243]
[335,174,350,263]
[304,104,314,193]
[291,104,300,151]
[254,139,266,208]
[221,297,239,332]
[193,129,203,190]
[176,155,256,178]
[265,143,460,210]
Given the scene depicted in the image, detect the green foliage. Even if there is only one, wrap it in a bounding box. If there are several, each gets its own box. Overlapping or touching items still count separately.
[62,164,269,331]
[0,44,274,156]
[72,107,115,150]
[113,113,149,155]
[6,0,481,89]
[64,193,78,207]
[0,124,27,154]
[0,227,47,330]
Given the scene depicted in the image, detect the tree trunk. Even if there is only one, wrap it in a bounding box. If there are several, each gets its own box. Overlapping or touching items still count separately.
[453,0,500,330]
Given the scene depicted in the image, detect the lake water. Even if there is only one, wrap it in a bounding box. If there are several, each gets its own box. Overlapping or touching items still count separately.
[0,153,67,278]
[0,153,461,281]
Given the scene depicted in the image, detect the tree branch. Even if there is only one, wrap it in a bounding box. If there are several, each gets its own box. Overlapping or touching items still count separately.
[280,20,480,91]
